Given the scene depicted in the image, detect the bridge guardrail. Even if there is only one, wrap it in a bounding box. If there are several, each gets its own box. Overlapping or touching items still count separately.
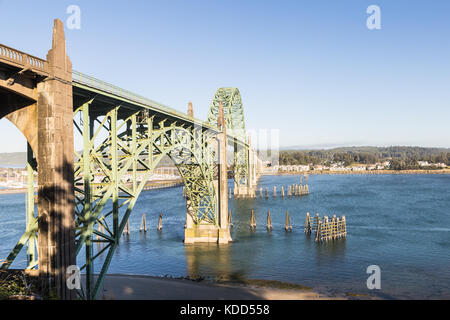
[0,43,48,74]
[72,70,202,122]
[72,70,248,147]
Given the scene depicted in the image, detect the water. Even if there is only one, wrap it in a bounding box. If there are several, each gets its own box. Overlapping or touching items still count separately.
[1,174,449,299]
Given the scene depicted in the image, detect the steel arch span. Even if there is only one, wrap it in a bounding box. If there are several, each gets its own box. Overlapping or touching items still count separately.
[0,19,261,300]
[206,88,251,190]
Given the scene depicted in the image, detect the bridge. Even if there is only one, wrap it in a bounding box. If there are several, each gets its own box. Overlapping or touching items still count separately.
[0,19,262,299]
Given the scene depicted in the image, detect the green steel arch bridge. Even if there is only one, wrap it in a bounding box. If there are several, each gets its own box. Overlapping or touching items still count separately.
[0,19,262,299]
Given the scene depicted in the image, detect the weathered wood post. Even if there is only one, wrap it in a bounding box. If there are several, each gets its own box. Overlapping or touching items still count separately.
[285,211,292,232]
[266,210,273,231]
[281,186,285,198]
[157,213,163,231]
[304,212,312,234]
[123,219,130,235]
[314,213,320,234]
[273,186,277,197]
[315,220,322,242]
[140,213,147,232]
[250,210,256,229]
[323,216,329,241]
[265,188,269,199]
[342,216,347,237]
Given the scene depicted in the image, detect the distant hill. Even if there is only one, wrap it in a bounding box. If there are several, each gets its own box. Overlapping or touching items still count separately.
[279,146,450,166]
[2,146,449,169]
[0,152,26,168]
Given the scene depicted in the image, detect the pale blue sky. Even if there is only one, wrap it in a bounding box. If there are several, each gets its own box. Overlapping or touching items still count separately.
[1,0,450,152]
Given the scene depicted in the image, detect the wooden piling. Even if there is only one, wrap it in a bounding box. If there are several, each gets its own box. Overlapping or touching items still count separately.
[315,220,322,242]
[228,210,233,228]
[260,187,263,198]
[267,210,273,231]
[338,217,342,239]
[265,188,269,199]
[229,188,232,199]
[341,216,347,237]
[324,216,330,241]
[123,219,130,235]
[157,213,163,231]
[139,213,147,232]
[281,186,285,197]
[250,210,256,229]
[273,186,277,197]
[285,210,292,232]
[304,212,312,234]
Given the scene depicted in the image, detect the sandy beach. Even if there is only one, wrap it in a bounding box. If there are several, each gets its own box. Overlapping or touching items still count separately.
[93,274,349,300]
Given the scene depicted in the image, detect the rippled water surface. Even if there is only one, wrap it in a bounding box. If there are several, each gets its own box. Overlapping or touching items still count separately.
[1,174,449,299]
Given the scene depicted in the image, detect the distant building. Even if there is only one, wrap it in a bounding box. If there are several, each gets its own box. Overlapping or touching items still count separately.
[418,161,429,167]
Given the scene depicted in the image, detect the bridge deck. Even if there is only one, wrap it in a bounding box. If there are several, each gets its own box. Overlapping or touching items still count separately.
[0,43,246,147]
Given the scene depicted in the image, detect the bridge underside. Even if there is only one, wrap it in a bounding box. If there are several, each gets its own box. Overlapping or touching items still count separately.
[0,19,261,300]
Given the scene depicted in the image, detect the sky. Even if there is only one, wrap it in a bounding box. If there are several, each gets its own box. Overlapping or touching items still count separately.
[1,0,450,152]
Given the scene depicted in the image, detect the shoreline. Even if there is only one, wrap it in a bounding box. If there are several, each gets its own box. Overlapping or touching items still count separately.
[265,169,450,176]
[95,274,355,300]
[0,179,183,195]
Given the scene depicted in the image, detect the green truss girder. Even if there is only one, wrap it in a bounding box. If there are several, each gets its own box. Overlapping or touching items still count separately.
[1,84,251,301]
[72,101,219,299]
[206,88,250,187]
[0,143,38,271]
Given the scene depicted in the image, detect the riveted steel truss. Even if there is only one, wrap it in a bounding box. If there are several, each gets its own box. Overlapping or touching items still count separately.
[1,84,251,300]
[207,88,250,187]
[72,100,219,299]
[0,143,38,271]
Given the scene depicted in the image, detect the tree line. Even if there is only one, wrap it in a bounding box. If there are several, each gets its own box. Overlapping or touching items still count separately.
[279,146,450,169]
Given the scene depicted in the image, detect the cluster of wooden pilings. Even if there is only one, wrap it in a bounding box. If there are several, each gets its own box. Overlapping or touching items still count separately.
[227,210,294,232]
[304,212,347,242]
[257,183,310,199]
[120,213,163,235]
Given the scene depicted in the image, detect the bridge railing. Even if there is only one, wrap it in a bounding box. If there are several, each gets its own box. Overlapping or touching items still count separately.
[0,44,48,73]
[72,70,248,147]
[72,70,197,121]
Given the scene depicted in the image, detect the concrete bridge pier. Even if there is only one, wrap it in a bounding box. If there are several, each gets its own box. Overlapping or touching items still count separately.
[37,19,76,299]
[234,136,256,198]
[184,101,231,244]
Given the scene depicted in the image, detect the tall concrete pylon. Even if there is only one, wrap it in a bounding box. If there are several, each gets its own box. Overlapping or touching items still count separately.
[37,19,76,300]
[187,101,194,118]
[184,100,231,244]
[217,101,231,243]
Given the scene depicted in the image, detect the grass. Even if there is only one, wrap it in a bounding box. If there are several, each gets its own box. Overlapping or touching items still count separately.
[345,292,370,298]
[0,272,34,300]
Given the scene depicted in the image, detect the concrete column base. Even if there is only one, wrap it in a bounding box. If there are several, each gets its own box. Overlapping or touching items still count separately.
[234,186,256,198]
[184,224,232,244]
